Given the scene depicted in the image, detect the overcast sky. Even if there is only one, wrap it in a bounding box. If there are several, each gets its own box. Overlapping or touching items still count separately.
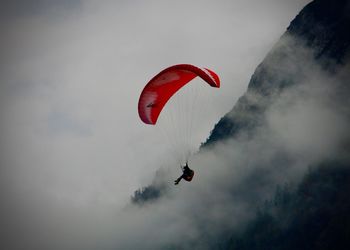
[0,0,315,248]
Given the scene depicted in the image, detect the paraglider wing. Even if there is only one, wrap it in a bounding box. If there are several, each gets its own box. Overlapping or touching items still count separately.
[138,64,220,125]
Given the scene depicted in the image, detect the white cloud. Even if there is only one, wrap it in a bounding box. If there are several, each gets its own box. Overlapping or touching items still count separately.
[0,0,315,249]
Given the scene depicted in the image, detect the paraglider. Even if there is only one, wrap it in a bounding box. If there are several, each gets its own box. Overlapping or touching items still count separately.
[174,162,194,185]
[138,64,220,125]
[138,64,220,184]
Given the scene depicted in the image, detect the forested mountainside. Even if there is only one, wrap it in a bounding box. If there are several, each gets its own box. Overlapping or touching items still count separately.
[205,0,350,146]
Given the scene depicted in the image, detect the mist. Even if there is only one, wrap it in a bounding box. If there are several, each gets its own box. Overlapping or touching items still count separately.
[1,0,334,249]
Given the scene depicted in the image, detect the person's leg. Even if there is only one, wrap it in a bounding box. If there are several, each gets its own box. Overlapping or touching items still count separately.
[174,175,184,185]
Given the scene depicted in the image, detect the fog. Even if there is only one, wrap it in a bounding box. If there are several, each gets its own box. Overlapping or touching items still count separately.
[0,0,326,249]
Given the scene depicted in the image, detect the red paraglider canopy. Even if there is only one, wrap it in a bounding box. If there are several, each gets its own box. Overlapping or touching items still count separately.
[138,64,220,125]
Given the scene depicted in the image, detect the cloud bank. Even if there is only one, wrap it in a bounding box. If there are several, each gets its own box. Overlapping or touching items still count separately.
[0,1,324,249]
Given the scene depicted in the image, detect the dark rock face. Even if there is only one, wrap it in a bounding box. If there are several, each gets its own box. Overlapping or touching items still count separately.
[288,0,350,63]
[131,184,167,206]
[204,0,350,147]
[130,168,170,206]
[226,161,350,250]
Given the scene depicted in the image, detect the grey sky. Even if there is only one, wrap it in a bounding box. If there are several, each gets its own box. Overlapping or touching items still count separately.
[0,0,313,248]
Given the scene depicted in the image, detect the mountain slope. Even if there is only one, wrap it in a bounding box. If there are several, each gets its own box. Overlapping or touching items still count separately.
[227,160,350,250]
[204,0,350,147]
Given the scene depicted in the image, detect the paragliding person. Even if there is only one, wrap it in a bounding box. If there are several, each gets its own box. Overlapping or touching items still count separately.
[137,64,219,185]
[174,162,194,185]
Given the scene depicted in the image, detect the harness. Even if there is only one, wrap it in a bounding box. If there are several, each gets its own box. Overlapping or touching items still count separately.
[184,170,194,182]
